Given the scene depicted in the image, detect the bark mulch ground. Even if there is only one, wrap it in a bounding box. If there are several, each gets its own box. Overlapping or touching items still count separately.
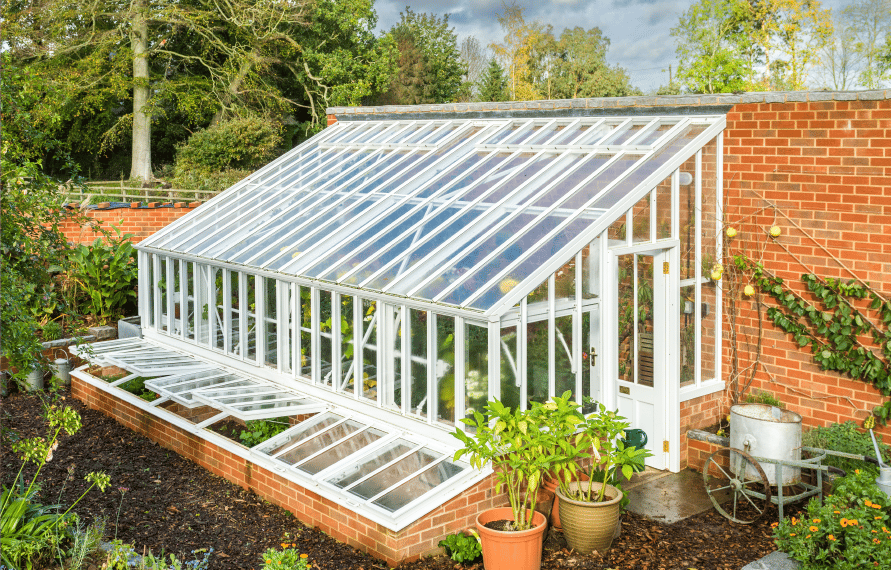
[1,388,801,570]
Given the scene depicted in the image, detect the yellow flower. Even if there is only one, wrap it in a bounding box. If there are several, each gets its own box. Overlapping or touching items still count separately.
[828,535,836,541]
[791,517,799,525]
[806,534,811,538]
[872,503,882,509]
[266,560,272,564]
[866,500,873,507]
[809,526,818,532]
[281,543,289,548]
[300,554,308,559]
[841,518,849,527]
[849,519,859,526]
[877,516,883,520]
[856,469,860,475]
[789,533,796,537]
[834,511,841,514]
[874,538,881,544]
[771,522,779,528]
[812,519,821,523]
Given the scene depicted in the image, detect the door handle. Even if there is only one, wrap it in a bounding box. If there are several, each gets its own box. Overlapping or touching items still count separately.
[588,347,597,366]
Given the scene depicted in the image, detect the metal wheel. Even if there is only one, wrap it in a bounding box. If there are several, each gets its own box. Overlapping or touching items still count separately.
[703,448,771,524]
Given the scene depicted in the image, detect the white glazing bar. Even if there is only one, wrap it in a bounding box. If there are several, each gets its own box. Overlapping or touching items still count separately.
[633,254,639,384]
[358,146,541,290]
[364,455,450,505]
[488,320,499,402]
[548,273,556,400]
[394,149,592,297]
[473,118,701,315]
[380,304,392,409]
[626,210,633,247]
[239,272,248,362]
[715,132,724,386]
[223,269,232,354]
[623,118,662,147]
[426,311,435,424]
[139,251,148,328]
[277,280,287,372]
[401,304,409,415]
[575,250,583,404]
[672,170,679,240]
[270,416,349,460]
[153,255,162,332]
[332,292,342,391]
[280,122,483,274]
[519,298,528,410]
[205,265,216,348]
[327,148,508,285]
[292,283,300,380]
[311,287,321,385]
[180,146,354,256]
[143,123,344,248]
[650,188,657,242]
[293,425,372,470]
[255,274,265,366]
[354,296,363,399]
[166,257,175,336]
[241,148,428,267]
[376,301,384,408]
[455,317,465,431]
[339,442,425,492]
[694,155,702,388]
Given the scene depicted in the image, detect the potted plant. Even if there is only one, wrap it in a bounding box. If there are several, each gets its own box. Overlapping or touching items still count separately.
[453,400,551,570]
[540,395,651,554]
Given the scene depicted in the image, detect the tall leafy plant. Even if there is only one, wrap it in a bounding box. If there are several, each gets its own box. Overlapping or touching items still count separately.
[67,228,138,322]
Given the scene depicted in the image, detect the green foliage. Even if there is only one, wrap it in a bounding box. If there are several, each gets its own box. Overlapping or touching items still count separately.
[477,58,509,102]
[174,117,282,178]
[67,518,106,570]
[376,8,466,105]
[1,404,109,570]
[743,259,891,424]
[67,228,138,322]
[438,531,482,563]
[260,546,310,570]
[773,469,890,569]
[41,321,65,342]
[239,418,291,448]
[104,540,213,570]
[744,390,784,408]
[803,421,890,476]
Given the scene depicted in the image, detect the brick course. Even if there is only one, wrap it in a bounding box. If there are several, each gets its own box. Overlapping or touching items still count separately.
[60,205,198,245]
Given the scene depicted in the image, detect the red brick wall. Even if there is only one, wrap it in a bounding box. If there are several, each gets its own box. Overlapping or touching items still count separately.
[60,203,199,245]
[71,375,508,566]
[714,99,891,442]
[679,391,725,469]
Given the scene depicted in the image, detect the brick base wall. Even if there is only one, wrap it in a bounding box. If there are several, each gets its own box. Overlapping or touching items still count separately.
[71,376,507,566]
[679,391,726,469]
[60,203,199,245]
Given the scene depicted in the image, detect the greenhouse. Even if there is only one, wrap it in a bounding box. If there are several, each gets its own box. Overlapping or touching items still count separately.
[79,113,725,531]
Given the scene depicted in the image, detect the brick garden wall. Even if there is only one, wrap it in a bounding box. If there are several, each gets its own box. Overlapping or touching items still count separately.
[71,376,508,566]
[60,203,200,245]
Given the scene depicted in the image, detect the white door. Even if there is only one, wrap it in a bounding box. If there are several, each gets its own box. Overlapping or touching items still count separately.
[613,249,669,469]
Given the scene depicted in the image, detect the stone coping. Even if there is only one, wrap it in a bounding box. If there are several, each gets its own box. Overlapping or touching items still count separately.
[686,428,729,448]
[327,89,890,119]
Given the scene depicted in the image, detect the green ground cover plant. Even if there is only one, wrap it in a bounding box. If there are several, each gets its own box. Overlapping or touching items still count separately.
[438,531,482,563]
[260,545,310,570]
[239,418,291,447]
[802,421,890,476]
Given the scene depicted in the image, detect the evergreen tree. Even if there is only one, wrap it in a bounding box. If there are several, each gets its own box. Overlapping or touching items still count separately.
[478,58,509,102]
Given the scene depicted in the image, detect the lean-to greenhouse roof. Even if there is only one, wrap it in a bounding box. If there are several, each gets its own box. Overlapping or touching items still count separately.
[140,115,724,318]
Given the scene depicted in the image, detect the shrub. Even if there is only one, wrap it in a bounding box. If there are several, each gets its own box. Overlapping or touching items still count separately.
[803,421,891,476]
[773,469,890,570]
[173,117,282,182]
[41,321,64,342]
[66,227,138,322]
[744,389,784,408]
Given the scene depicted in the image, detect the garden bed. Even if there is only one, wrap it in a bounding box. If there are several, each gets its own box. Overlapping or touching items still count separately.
[2,389,800,570]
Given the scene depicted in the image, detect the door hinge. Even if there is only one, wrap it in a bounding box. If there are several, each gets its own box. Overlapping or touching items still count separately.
[663,440,670,452]
[663,261,669,274]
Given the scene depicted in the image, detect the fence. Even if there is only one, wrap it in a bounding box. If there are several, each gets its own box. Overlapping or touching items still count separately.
[63,181,220,204]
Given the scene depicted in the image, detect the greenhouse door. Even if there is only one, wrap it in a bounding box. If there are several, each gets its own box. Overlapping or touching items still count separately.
[614,249,669,470]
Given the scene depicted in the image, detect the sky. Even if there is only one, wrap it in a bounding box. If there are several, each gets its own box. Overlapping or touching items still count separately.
[373,0,852,93]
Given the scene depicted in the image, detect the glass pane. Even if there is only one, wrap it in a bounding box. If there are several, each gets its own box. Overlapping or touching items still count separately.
[464,324,488,428]
[388,307,403,412]
[601,123,644,145]
[637,255,655,387]
[409,309,428,419]
[348,448,442,501]
[229,271,240,355]
[436,316,456,426]
[636,122,675,146]
[582,240,600,300]
[340,295,355,393]
[551,123,589,145]
[701,281,717,383]
[327,439,415,489]
[245,274,257,361]
[499,325,520,411]
[680,284,696,387]
[172,261,181,335]
[196,265,210,344]
[632,192,650,243]
[277,419,365,466]
[372,461,464,512]
[265,278,277,368]
[555,314,575,398]
[145,254,154,328]
[258,414,343,456]
[656,177,672,240]
[617,254,634,384]
[212,268,224,350]
[361,299,379,402]
[319,292,333,387]
[527,280,548,406]
[582,309,594,413]
[297,427,386,475]
[505,124,542,144]
[555,256,576,302]
[157,257,167,332]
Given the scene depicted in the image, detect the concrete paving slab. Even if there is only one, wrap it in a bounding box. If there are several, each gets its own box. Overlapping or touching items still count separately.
[739,551,800,570]
[624,468,715,523]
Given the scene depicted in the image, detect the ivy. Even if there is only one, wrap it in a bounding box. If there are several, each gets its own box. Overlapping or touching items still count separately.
[743,259,891,425]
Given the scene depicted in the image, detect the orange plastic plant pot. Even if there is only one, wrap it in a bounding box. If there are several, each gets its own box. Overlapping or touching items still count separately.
[476,507,547,570]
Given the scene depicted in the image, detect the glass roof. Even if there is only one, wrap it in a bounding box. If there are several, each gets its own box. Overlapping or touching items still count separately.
[140,115,723,316]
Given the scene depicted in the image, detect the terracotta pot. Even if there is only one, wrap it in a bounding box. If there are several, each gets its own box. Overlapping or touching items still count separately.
[556,481,622,554]
[476,507,547,570]
[542,476,562,529]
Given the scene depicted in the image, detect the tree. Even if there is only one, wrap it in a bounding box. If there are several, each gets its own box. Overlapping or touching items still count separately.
[545,27,639,99]
[841,0,891,88]
[459,36,488,102]
[478,58,509,102]
[769,0,834,90]
[375,7,465,105]
[490,0,541,101]
[671,0,758,93]
[817,9,863,90]
[3,0,395,180]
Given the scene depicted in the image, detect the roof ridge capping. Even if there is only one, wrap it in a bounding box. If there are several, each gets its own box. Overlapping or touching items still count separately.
[327,89,891,117]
